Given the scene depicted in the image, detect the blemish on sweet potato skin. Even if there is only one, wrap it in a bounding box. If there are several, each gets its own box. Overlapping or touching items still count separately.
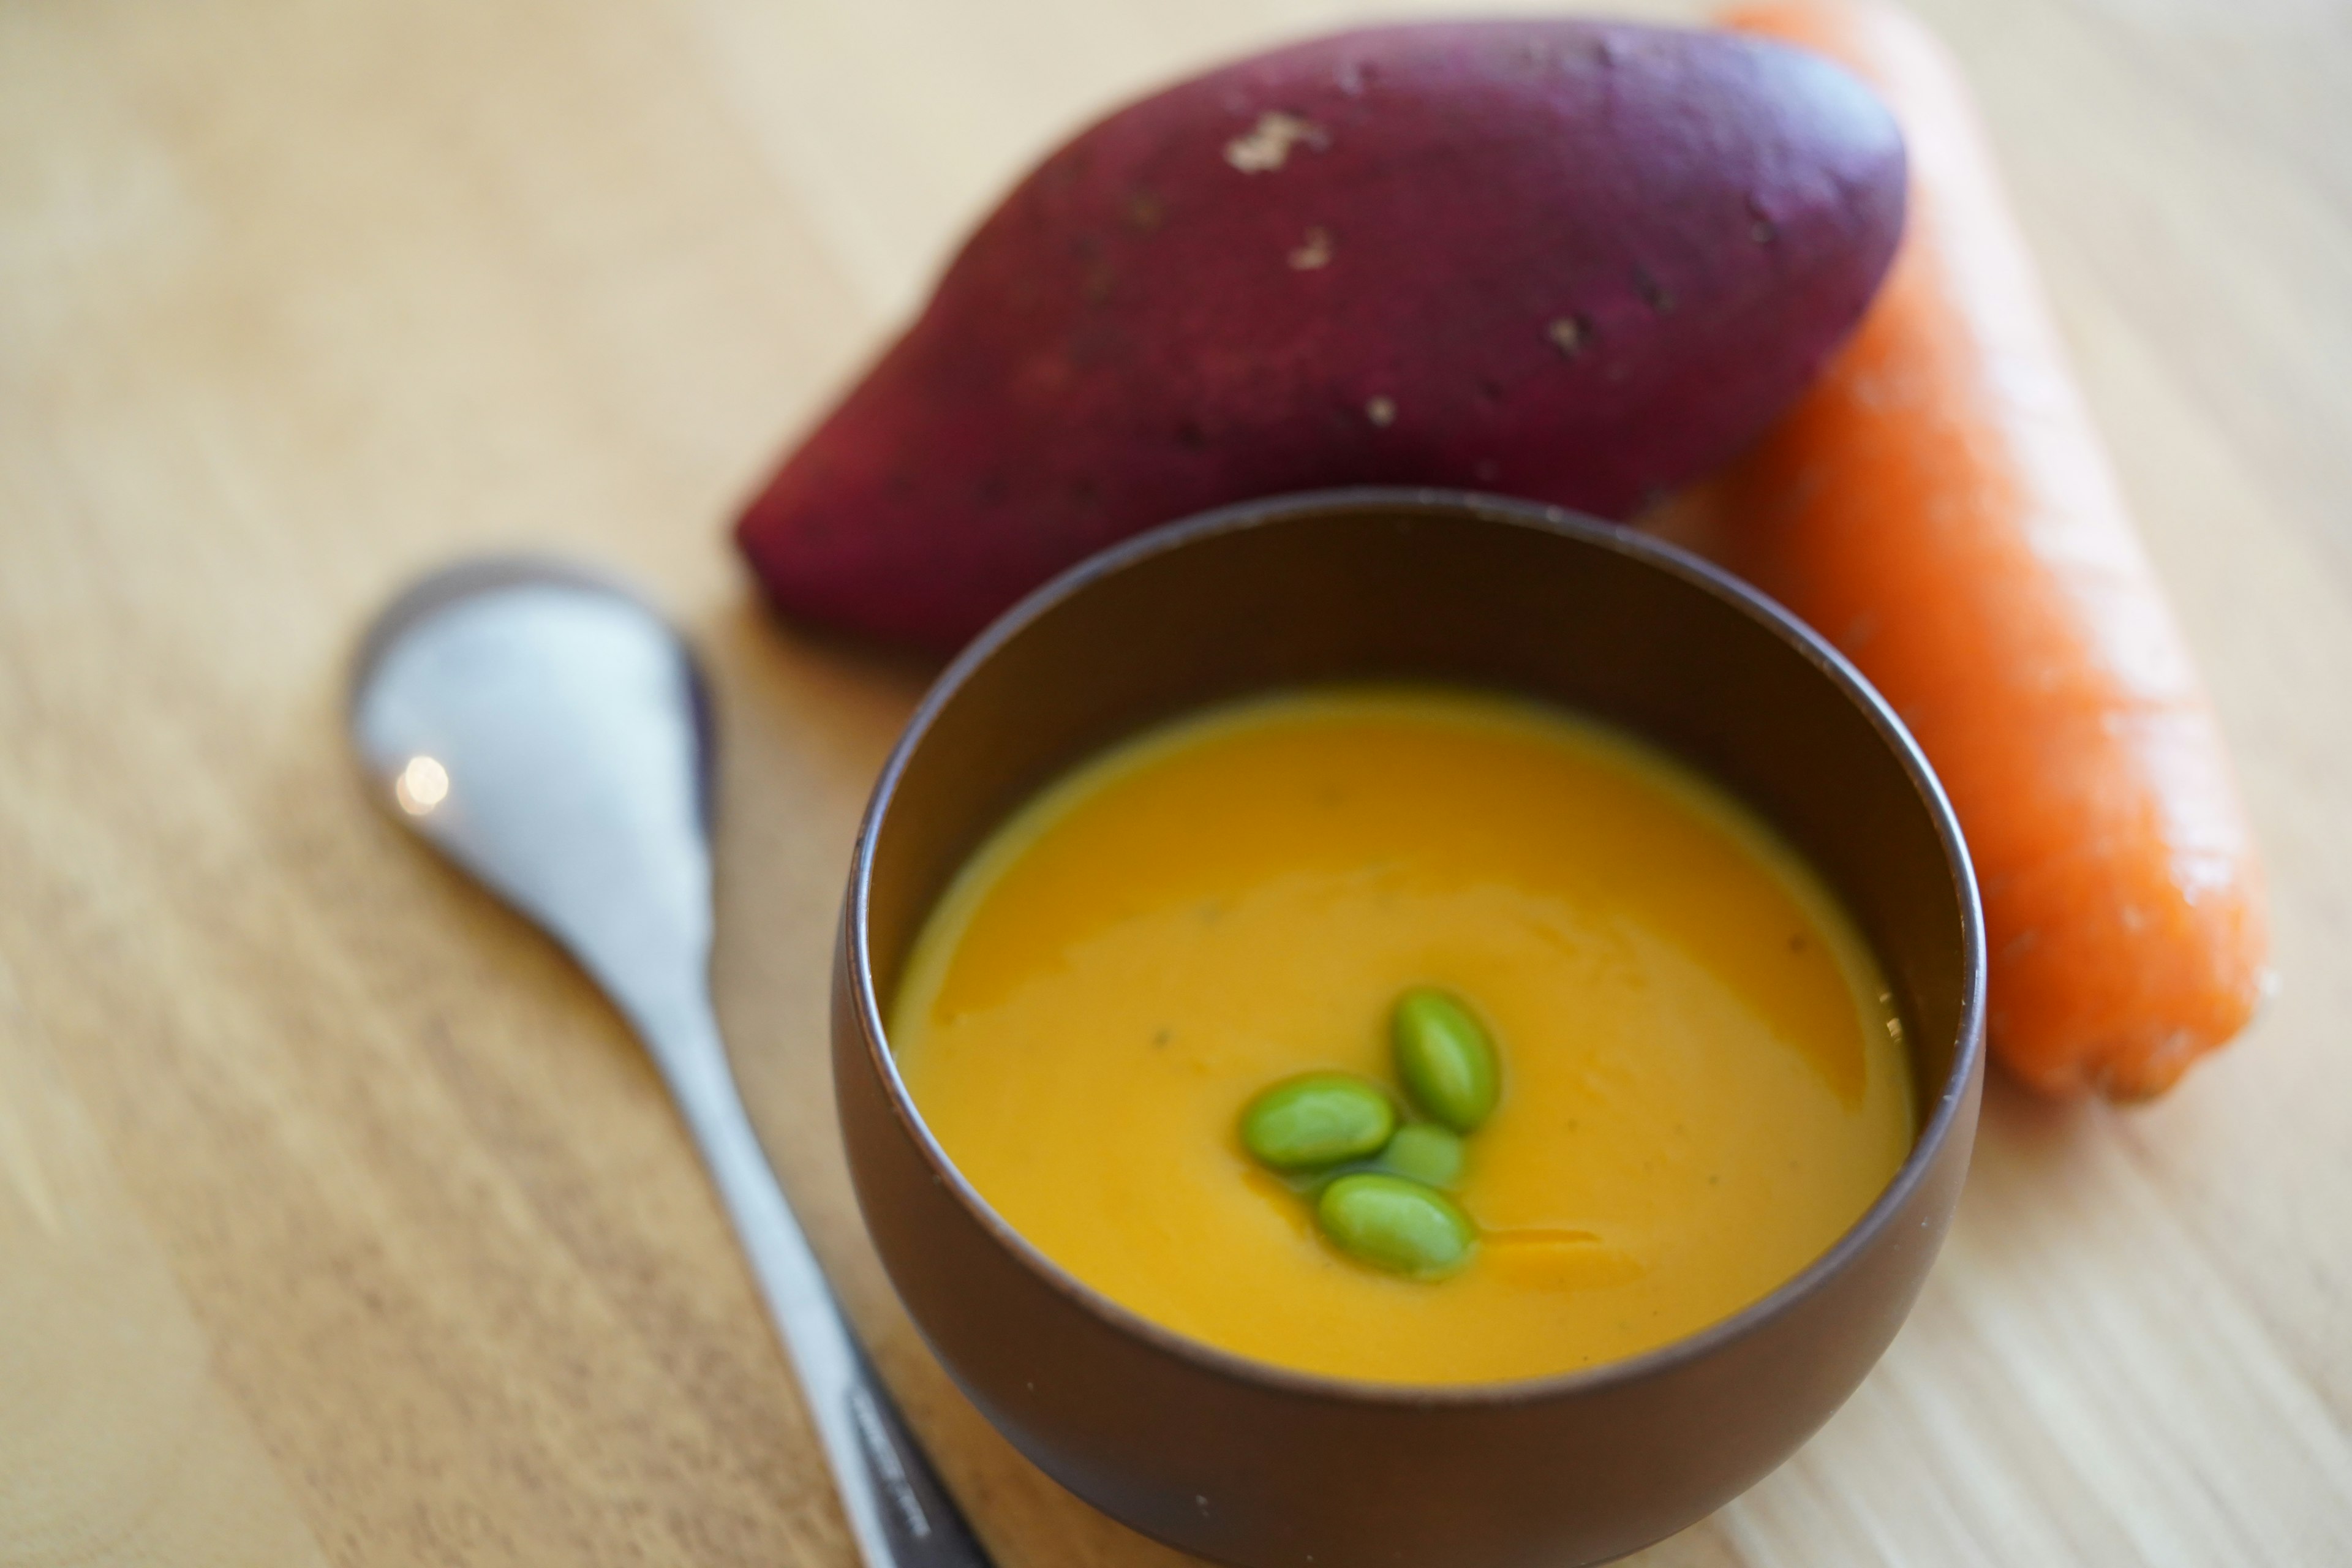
[1123,189,1166,232]
[738,18,1907,651]
[1224,111,1331,173]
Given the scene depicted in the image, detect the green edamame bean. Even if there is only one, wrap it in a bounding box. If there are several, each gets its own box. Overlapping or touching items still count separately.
[1377,1123,1466,1189]
[1391,987,1500,1133]
[1316,1172,1477,1278]
[1240,1073,1396,1170]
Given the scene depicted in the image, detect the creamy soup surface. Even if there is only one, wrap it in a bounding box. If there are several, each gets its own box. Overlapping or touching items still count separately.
[891,687,1915,1384]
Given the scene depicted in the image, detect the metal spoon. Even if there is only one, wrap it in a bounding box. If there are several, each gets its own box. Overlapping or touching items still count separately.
[348,557,990,1568]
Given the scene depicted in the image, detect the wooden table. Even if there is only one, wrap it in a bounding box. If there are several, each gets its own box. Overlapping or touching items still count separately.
[5,1,2348,1562]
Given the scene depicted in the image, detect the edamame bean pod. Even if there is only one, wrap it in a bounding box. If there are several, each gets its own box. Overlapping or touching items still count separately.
[1377,1123,1467,1189]
[1317,1172,1477,1278]
[1391,987,1501,1133]
[1240,1072,1396,1170]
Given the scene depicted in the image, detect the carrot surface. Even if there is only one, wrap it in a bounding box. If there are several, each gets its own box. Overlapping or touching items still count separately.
[1701,1,2269,1098]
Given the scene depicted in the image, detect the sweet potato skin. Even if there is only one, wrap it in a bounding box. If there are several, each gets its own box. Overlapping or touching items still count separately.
[738,19,1908,650]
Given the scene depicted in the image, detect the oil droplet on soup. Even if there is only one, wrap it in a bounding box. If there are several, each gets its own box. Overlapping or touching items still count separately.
[890,687,1913,1384]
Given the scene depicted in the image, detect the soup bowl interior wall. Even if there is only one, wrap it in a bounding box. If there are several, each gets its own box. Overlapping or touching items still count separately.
[836,489,1984,1568]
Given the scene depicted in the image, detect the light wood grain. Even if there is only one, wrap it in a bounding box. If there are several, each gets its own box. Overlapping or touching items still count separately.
[2,0,2348,1563]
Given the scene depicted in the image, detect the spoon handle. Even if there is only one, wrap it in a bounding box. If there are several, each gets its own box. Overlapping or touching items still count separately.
[640,990,994,1568]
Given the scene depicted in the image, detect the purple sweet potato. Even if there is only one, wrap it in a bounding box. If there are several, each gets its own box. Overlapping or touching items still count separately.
[737,18,1906,652]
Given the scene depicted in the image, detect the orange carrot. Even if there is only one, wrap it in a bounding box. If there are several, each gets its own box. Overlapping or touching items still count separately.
[1703,1,2269,1098]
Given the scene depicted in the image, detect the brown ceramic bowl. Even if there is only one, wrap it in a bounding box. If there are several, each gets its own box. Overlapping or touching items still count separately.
[834,489,1984,1568]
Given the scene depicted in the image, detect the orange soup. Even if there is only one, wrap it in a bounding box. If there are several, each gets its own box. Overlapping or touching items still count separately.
[890,687,1914,1384]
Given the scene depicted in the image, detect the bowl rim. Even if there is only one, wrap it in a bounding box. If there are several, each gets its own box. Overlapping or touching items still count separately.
[843,485,1986,1410]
